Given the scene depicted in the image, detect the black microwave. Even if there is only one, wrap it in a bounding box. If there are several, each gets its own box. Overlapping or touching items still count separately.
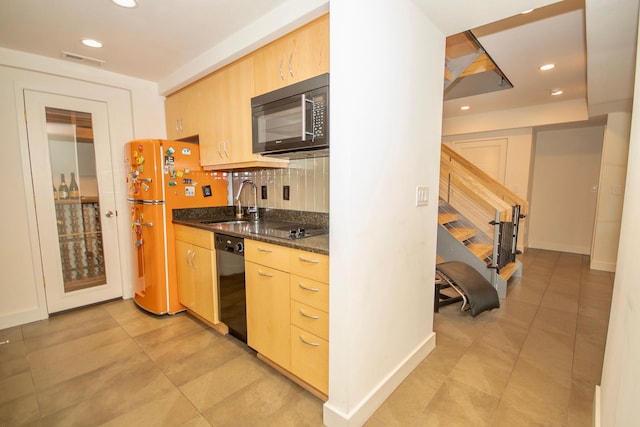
[251,73,329,158]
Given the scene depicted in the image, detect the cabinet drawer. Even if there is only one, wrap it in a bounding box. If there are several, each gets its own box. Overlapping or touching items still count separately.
[245,239,290,271]
[290,250,329,282]
[245,261,291,369]
[290,274,329,312]
[290,300,328,340]
[175,224,214,249]
[291,325,328,394]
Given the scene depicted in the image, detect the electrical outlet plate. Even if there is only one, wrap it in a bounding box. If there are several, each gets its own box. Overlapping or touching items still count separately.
[416,186,429,207]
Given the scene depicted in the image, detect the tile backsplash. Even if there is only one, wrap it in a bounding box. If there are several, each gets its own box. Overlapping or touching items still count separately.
[232,157,329,213]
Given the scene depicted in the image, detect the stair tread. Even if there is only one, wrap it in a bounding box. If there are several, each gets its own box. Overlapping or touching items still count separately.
[438,212,459,225]
[499,262,519,281]
[449,228,477,242]
[467,243,493,259]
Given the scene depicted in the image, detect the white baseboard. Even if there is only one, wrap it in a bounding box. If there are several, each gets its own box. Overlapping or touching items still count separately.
[589,260,616,272]
[528,241,590,255]
[593,385,601,427]
[0,307,47,330]
[323,332,436,427]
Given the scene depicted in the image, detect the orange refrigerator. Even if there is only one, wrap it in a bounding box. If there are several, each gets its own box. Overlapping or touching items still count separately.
[125,139,228,314]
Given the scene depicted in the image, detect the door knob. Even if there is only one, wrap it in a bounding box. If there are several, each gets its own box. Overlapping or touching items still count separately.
[105,210,114,218]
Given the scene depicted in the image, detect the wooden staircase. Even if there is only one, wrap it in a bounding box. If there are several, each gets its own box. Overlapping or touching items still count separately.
[437,200,521,298]
[438,144,529,299]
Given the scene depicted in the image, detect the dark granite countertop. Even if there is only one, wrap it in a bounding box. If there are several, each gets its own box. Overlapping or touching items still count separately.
[172,207,329,255]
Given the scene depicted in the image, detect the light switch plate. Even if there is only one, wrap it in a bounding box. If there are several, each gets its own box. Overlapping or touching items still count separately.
[416,186,429,207]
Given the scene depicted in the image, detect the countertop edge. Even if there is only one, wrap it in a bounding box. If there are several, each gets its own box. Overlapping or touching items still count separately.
[173,219,329,255]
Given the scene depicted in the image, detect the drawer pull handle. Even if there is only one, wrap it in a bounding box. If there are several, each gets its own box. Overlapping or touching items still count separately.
[257,248,273,253]
[299,309,319,319]
[299,335,320,347]
[298,283,319,292]
[298,256,320,264]
[258,270,273,278]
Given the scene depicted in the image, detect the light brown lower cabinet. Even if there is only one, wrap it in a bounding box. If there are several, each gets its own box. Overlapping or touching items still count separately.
[175,225,218,325]
[245,239,329,396]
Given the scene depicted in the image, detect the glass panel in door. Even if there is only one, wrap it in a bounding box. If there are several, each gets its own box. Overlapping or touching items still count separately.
[47,108,106,292]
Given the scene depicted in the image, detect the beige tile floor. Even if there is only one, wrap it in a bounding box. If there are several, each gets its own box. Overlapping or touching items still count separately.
[0,249,612,426]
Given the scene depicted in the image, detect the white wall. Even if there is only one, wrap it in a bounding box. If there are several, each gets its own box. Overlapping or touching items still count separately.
[599,18,640,425]
[528,126,604,254]
[0,48,165,329]
[590,112,631,271]
[324,1,441,425]
[442,128,534,200]
[442,99,589,136]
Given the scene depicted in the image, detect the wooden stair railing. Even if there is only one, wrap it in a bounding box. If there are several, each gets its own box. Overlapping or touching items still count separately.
[439,144,529,284]
[441,144,529,218]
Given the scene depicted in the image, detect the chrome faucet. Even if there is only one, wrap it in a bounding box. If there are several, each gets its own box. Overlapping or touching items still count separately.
[235,179,259,221]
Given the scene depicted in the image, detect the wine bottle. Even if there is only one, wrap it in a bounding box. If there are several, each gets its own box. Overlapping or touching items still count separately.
[53,182,58,200]
[58,173,69,200]
[69,172,80,199]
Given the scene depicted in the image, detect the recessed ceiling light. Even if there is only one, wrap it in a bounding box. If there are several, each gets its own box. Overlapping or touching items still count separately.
[550,89,563,96]
[521,9,534,14]
[539,63,556,71]
[460,105,470,111]
[112,0,137,8]
[82,39,103,48]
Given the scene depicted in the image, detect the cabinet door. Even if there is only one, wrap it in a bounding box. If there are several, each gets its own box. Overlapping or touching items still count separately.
[253,14,329,96]
[287,14,329,86]
[253,38,290,96]
[223,57,257,164]
[176,239,196,310]
[199,73,225,166]
[200,58,257,167]
[165,86,203,140]
[191,244,217,324]
[245,261,291,369]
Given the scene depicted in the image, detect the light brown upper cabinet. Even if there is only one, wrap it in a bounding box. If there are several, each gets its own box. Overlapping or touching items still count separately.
[200,58,253,167]
[164,13,328,169]
[253,14,329,97]
[165,81,205,140]
[199,58,288,170]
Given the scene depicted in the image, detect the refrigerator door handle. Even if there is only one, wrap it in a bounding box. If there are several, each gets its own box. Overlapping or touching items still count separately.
[134,221,154,227]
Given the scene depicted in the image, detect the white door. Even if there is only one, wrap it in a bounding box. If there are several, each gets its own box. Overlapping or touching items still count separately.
[452,138,507,182]
[24,90,122,313]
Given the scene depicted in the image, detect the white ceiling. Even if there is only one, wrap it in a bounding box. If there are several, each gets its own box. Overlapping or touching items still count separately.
[0,0,637,123]
[0,0,289,82]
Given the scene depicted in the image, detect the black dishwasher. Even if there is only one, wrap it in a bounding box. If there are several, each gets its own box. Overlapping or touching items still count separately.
[215,233,247,343]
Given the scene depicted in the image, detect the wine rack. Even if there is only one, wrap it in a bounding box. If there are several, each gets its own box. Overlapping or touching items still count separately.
[55,198,106,292]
